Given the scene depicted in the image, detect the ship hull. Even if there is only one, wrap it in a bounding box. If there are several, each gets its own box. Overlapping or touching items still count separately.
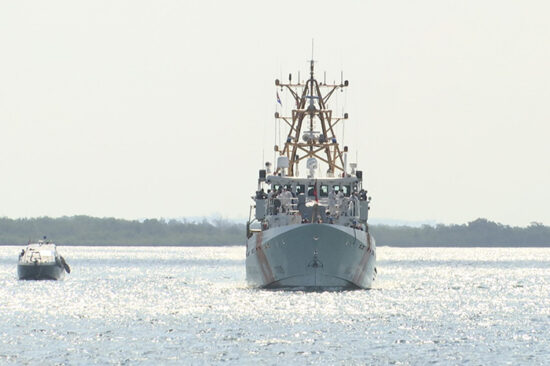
[18,263,65,280]
[246,224,376,290]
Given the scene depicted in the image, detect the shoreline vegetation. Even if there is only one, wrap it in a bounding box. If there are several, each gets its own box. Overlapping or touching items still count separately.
[0,216,549,247]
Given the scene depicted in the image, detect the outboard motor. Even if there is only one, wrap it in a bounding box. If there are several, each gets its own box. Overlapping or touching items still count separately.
[60,256,71,273]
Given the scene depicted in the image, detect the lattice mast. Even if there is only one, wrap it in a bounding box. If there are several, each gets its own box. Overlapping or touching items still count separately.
[274,60,349,177]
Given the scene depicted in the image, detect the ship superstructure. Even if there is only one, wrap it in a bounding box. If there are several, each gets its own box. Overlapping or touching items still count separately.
[246,59,376,289]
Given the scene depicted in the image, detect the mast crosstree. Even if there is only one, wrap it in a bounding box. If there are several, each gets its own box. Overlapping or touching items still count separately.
[274,60,349,177]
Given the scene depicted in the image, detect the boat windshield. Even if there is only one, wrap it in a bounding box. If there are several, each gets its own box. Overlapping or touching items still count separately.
[20,246,57,264]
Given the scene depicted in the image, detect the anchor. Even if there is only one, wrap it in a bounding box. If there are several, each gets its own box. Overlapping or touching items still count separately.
[307,250,323,268]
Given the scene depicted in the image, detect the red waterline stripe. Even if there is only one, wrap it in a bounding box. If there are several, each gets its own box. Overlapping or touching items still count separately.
[352,233,372,285]
[255,232,274,285]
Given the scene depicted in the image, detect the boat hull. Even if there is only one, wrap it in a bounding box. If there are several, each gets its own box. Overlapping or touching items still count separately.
[246,224,376,289]
[18,263,65,280]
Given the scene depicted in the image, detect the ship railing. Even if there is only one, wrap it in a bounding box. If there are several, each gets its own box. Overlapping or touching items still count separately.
[265,197,299,216]
[260,194,362,227]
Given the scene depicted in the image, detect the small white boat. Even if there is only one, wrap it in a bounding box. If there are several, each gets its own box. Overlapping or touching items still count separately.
[18,239,71,280]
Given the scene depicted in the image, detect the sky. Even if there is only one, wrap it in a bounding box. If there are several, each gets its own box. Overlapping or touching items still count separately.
[1,1,549,227]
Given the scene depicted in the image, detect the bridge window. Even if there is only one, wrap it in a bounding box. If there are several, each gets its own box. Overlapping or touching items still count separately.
[342,185,351,196]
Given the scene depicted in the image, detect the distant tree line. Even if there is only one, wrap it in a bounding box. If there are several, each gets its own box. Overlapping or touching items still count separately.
[0,216,548,246]
[369,218,550,247]
[0,216,244,246]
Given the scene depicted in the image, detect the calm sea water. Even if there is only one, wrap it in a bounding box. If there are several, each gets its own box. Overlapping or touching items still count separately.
[0,246,549,365]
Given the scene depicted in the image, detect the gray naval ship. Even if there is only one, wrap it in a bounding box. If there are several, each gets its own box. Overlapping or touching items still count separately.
[18,238,71,280]
[246,59,376,289]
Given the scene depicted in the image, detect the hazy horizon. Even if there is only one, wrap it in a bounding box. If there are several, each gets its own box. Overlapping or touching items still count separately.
[1,1,549,227]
